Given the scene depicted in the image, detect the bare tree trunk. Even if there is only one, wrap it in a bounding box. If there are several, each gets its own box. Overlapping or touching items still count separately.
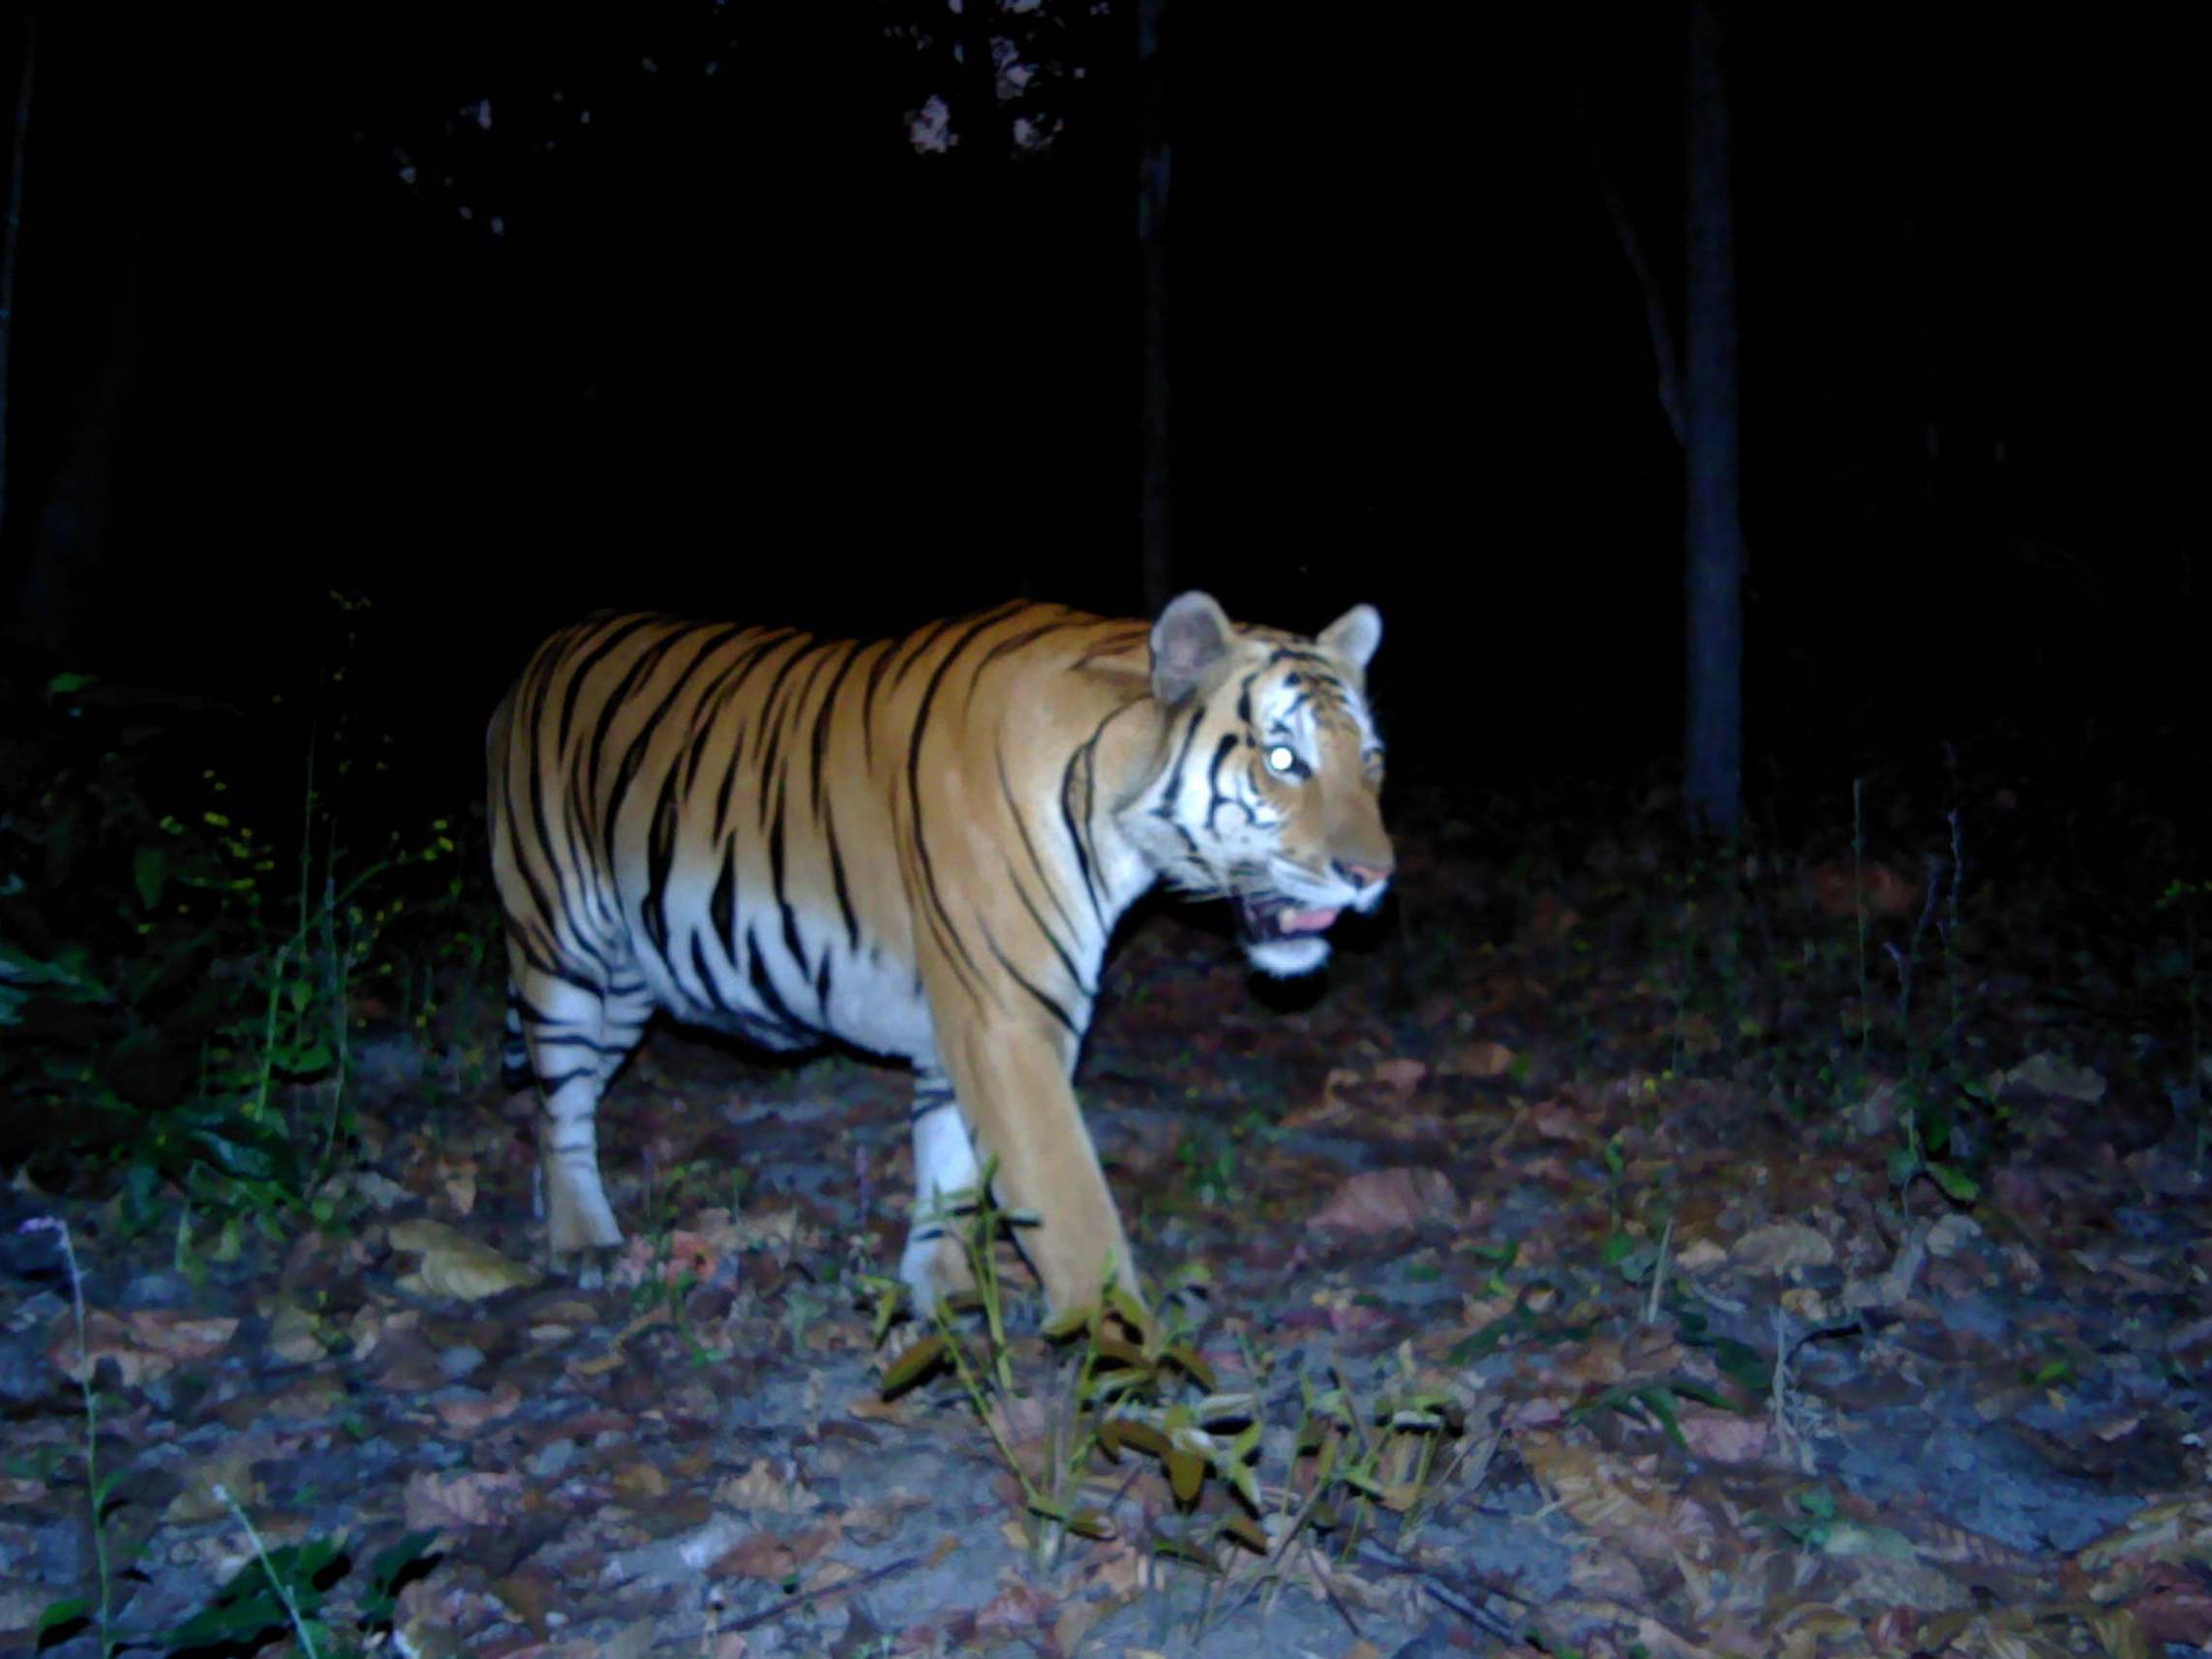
[0,19,33,558]
[1682,0,1742,837]
[1136,0,1171,615]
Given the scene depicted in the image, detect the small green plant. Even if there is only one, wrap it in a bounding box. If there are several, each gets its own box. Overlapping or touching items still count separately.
[870,1164,1229,1564]
[22,1216,123,1659]
[158,1503,436,1658]
[1174,1122,1243,1206]
[872,1180,1472,1595]
[0,652,469,1248]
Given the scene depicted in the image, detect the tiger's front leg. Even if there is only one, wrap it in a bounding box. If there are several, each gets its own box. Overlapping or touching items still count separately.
[931,1021,1143,1320]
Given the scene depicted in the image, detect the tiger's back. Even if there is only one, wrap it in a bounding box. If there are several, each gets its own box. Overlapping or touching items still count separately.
[488,593,1391,1315]
[490,603,1154,1066]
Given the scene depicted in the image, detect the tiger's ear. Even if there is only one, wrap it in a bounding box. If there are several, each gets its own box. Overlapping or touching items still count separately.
[1317,603,1381,673]
[1150,591,1236,706]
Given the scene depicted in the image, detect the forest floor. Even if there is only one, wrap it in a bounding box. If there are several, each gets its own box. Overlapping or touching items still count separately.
[5,786,2212,1658]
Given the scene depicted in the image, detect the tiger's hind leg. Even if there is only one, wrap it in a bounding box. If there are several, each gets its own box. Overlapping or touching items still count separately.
[508,950,655,1285]
[898,1067,983,1314]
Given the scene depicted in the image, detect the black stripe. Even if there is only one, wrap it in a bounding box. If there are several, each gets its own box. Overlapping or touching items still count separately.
[1004,859,1093,1000]
[903,610,1019,999]
[997,748,1079,942]
[711,838,739,960]
[823,799,862,950]
[556,614,662,755]
[1202,733,1242,830]
[691,933,730,1014]
[982,919,1080,1040]
[808,639,870,817]
[744,923,811,1037]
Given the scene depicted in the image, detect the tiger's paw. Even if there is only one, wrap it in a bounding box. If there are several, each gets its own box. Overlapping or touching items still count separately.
[551,1246,620,1291]
[898,1228,978,1321]
[545,1204,622,1292]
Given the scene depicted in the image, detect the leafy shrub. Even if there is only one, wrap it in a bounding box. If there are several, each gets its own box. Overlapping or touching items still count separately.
[0,666,463,1242]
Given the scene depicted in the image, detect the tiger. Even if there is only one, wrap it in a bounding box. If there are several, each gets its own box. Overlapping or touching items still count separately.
[485,591,1392,1319]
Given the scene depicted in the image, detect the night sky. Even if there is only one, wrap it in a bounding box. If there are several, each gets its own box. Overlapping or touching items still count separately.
[0,4,2195,815]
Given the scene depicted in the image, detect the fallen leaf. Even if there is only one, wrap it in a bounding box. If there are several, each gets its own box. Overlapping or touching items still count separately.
[1925,1214,1982,1258]
[2132,1560,2212,1646]
[1310,1167,1459,1234]
[49,1309,239,1388]
[1731,1222,1833,1277]
[264,1298,329,1367]
[1993,1052,2106,1103]
[1444,1039,1516,1078]
[165,1443,270,1523]
[1676,1405,1768,1463]
[389,1219,541,1301]
[403,1468,525,1529]
[433,1381,525,1435]
[715,1458,817,1513]
[1372,1057,1429,1094]
[610,1229,721,1291]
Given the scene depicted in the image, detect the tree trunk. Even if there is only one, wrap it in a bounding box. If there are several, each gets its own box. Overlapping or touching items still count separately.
[1136,0,1171,616]
[1682,0,1743,837]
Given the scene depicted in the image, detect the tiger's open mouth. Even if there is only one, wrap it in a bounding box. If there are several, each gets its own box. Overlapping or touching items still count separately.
[1234,893,1343,944]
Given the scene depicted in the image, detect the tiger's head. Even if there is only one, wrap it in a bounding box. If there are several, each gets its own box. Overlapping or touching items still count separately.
[1131,591,1393,978]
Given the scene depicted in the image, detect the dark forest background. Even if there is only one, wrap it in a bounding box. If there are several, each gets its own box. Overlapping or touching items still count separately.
[0,3,2197,822]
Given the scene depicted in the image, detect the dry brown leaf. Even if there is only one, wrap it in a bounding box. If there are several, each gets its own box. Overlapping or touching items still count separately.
[1673,1236,1729,1274]
[1993,1052,2107,1104]
[1829,1551,1973,1616]
[2130,1561,2212,1646]
[165,1443,270,1523]
[1564,1539,1649,1599]
[1926,1214,1983,1258]
[388,1219,541,1301]
[1772,1603,1860,1659]
[1676,1404,1768,1463]
[1528,1101,1583,1141]
[734,1206,800,1251]
[610,1228,721,1290]
[715,1457,817,1513]
[1731,1222,1833,1277]
[1549,1595,1730,1658]
[49,1309,239,1387]
[433,1381,524,1435]
[1443,1039,1516,1078]
[1309,1167,1458,1234]
[1517,1431,1680,1564]
[712,1532,796,1582]
[972,1580,1057,1636]
[402,1468,524,1529]
[436,1156,479,1217]
[2078,1496,2212,1575]
[264,1298,329,1367]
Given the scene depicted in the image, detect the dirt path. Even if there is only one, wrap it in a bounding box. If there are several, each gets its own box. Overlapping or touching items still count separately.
[7,825,2211,1657]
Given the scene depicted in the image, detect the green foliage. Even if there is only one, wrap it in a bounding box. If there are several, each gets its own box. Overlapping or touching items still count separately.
[0,650,474,1243]
[157,1520,437,1658]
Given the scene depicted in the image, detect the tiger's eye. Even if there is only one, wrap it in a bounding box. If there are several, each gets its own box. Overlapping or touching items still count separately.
[1266,745,1297,774]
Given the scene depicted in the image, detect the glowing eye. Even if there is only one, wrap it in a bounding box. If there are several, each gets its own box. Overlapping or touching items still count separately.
[1265,744,1299,775]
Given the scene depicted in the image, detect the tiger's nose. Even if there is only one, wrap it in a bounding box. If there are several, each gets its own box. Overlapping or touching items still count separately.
[1336,858,1393,889]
